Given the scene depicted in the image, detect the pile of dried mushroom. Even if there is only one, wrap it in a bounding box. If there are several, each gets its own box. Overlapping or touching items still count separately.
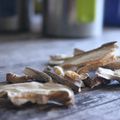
[0,41,120,106]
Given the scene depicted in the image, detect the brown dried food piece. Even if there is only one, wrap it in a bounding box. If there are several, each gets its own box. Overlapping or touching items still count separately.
[65,71,88,81]
[104,57,120,70]
[64,71,86,88]
[82,75,110,88]
[96,67,120,81]
[24,67,52,83]
[6,73,31,83]
[44,70,81,93]
[62,41,117,69]
[77,55,116,74]
[0,82,74,106]
[90,77,110,88]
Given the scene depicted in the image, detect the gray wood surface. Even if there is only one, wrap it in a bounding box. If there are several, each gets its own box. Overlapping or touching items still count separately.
[0,29,120,120]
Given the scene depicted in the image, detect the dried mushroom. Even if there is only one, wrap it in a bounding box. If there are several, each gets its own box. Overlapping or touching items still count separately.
[62,42,117,73]
[96,67,120,81]
[24,67,52,83]
[104,57,120,70]
[0,82,74,106]
[77,55,115,74]
[6,73,31,83]
[44,70,81,93]
[1,41,120,108]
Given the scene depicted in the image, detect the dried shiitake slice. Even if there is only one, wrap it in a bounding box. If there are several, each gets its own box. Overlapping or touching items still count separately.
[0,82,75,106]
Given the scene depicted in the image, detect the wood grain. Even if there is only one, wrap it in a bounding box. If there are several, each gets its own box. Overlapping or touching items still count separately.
[0,31,120,120]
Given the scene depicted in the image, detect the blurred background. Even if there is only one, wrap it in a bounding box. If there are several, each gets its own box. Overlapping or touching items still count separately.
[0,0,119,38]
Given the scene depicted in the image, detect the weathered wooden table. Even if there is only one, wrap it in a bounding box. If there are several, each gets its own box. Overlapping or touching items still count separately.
[0,29,120,120]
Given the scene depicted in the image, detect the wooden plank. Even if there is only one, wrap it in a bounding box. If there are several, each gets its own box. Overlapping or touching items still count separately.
[0,31,120,120]
[0,84,120,120]
[61,94,120,120]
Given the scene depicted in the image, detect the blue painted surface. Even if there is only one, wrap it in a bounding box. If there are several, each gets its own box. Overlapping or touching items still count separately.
[104,0,120,26]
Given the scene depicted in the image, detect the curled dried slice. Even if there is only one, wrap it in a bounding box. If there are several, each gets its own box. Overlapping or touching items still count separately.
[104,57,120,70]
[6,73,31,83]
[0,82,74,106]
[65,71,81,81]
[44,70,81,93]
[62,41,117,68]
[24,67,52,83]
[96,67,120,81]
[77,55,116,74]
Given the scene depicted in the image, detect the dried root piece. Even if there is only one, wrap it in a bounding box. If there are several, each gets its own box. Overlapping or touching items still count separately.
[77,55,116,74]
[62,64,78,72]
[53,66,64,76]
[104,57,120,70]
[96,67,120,81]
[44,70,81,93]
[6,73,31,83]
[24,67,52,83]
[0,82,74,106]
[90,77,110,88]
[62,41,117,68]
[74,48,85,56]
